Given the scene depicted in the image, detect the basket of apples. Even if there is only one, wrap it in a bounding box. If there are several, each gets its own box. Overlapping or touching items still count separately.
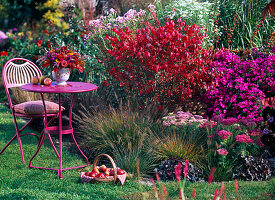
[81,154,126,183]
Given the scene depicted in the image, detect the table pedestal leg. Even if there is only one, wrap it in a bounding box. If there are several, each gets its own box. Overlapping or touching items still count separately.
[58,93,63,179]
[69,94,89,165]
[29,93,48,167]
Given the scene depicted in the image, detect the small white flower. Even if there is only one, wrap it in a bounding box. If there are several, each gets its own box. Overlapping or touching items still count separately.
[109,8,116,14]
[148,4,156,11]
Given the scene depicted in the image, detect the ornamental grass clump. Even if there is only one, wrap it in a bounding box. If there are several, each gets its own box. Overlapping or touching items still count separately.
[76,103,159,175]
[154,131,205,165]
[154,114,209,167]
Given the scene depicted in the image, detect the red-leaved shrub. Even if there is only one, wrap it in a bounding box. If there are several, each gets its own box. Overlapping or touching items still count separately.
[106,14,216,108]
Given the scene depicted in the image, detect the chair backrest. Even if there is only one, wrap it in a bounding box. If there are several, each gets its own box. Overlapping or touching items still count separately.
[2,58,42,108]
[2,58,42,89]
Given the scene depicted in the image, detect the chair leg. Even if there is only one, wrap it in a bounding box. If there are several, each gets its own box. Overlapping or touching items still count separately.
[17,132,25,164]
[29,130,47,168]
[0,117,37,164]
[1,113,58,164]
[10,114,25,164]
[0,134,18,154]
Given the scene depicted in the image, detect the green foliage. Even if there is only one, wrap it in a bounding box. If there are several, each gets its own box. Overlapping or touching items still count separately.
[156,0,219,45]
[0,53,15,102]
[210,0,275,49]
[0,0,47,30]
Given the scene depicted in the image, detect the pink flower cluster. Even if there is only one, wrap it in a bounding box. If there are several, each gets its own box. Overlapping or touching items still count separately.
[162,111,209,126]
[256,138,264,147]
[218,130,232,139]
[235,134,253,143]
[199,120,217,128]
[221,117,239,126]
[211,115,260,127]
[217,148,228,155]
[248,129,262,137]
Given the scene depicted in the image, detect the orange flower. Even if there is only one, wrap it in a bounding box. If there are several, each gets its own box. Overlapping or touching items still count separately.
[61,60,68,68]
[42,59,50,68]
[61,46,67,52]
[57,54,65,61]
[69,62,76,69]
[76,64,83,72]
[38,39,42,47]
[73,52,80,58]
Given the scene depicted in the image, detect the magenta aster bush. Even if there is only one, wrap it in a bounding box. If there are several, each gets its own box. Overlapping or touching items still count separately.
[206,50,275,121]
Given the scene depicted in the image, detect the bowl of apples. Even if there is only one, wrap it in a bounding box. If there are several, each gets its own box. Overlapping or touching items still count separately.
[81,154,126,183]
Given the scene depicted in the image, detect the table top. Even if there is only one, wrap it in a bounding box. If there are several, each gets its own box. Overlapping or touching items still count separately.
[21,82,98,94]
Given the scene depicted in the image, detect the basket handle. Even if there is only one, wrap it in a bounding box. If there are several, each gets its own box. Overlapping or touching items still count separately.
[93,154,117,182]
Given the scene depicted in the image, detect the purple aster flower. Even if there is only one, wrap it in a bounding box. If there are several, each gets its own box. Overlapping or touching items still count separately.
[263,128,269,135]
[268,116,274,123]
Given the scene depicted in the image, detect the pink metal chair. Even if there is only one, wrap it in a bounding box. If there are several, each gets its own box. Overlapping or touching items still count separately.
[0,58,59,164]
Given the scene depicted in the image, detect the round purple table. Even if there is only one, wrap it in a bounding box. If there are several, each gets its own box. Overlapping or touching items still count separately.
[21,82,98,179]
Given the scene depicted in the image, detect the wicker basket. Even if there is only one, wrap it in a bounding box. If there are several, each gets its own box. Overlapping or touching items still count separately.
[91,154,117,182]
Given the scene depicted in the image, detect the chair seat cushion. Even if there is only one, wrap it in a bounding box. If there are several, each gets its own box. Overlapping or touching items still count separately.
[14,100,65,115]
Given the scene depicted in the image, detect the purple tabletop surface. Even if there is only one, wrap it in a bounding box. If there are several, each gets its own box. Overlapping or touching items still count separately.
[21,82,98,94]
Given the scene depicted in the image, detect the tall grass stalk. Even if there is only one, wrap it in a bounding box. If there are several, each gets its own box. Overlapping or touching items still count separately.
[211,0,275,49]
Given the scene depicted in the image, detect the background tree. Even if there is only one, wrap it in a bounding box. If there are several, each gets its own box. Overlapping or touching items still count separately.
[0,0,48,30]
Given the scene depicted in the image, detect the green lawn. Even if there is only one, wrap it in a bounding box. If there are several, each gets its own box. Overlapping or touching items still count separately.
[0,104,274,200]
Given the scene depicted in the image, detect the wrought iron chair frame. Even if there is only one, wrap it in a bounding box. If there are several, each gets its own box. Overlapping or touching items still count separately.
[0,58,57,164]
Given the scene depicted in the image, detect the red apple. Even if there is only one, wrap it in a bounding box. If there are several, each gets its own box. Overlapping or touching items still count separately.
[44,78,52,86]
[92,167,100,175]
[117,168,125,175]
[31,76,39,85]
[84,172,90,176]
[89,171,98,177]
[100,165,107,172]
[97,173,105,178]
